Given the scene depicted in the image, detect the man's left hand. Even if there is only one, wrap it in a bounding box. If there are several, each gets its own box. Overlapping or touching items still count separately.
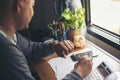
[52,40,74,57]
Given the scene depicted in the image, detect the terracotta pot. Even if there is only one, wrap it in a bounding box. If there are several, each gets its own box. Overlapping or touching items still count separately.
[66,29,81,42]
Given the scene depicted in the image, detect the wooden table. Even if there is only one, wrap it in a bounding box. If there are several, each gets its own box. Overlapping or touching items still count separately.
[33,41,120,80]
[33,53,58,80]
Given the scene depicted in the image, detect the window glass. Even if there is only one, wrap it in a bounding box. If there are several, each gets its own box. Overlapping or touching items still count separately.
[90,0,120,35]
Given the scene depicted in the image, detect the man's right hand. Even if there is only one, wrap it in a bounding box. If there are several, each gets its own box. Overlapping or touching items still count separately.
[74,56,93,78]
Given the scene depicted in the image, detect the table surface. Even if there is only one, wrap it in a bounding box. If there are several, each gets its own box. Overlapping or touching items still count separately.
[33,41,120,80]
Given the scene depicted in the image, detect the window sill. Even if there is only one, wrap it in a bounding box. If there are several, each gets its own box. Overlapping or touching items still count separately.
[85,26,120,60]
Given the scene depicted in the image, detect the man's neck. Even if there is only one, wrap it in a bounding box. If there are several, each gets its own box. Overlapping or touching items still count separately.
[0,23,16,37]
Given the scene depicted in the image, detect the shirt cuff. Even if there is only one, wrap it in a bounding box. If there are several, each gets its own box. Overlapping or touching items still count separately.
[62,69,83,80]
[70,69,83,80]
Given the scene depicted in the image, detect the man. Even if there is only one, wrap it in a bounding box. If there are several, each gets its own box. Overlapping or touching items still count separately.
[0,0,93,80]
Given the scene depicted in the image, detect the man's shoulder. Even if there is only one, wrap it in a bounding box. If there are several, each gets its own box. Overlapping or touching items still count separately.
[0,34,12,46]
[0,33,24,57]
[0,34,20,53]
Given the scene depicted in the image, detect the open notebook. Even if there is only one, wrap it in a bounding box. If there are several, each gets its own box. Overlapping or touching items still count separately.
[48,48,101,80]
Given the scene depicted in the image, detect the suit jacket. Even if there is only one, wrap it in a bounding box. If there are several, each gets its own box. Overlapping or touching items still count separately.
[0,33,82,80]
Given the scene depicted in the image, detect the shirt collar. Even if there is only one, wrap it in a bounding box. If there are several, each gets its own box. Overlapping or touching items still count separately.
[0,29,17,45]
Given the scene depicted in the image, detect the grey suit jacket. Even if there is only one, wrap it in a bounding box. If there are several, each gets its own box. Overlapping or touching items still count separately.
[0,33,82,80]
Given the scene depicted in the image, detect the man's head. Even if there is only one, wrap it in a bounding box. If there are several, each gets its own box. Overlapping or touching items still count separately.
[0,0,35,30]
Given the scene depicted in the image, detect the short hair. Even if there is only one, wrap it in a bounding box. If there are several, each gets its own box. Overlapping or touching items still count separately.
[0,0,16,21]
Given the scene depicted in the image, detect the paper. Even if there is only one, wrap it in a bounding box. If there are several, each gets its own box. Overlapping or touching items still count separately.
[48,48,101,80]
[48,57,76,80]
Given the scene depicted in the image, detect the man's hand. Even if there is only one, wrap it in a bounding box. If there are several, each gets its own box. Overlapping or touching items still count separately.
[74,56,93,78]
[52,40,74,57]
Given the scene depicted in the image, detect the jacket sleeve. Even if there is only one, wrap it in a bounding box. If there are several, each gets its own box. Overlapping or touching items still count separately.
[62,69,83,80]
[16,33,54,63]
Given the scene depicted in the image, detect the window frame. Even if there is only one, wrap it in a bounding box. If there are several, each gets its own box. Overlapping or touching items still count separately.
[81,0,120,59]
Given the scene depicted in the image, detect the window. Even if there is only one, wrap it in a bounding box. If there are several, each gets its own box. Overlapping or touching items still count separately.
[91,0,120,35]
[81,0,120,59]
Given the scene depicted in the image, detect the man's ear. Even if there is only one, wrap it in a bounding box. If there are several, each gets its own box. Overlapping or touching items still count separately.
[14,0,23,13]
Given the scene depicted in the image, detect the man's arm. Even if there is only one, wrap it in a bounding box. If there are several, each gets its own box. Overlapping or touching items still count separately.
[16,33,74,62]
[16,33,55,63]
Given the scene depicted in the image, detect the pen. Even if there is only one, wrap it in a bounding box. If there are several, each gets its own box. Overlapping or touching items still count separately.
[92,55,98,58]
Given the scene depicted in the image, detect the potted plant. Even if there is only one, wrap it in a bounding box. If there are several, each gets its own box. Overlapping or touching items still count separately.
[48,20,66,41]
[60,7,85,42]
[61,8,85,30]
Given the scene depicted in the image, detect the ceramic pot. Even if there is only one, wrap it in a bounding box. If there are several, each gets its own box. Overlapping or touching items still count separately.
[66,29,81,42]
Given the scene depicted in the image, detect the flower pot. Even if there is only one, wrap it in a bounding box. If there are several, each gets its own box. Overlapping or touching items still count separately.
[66,29,81,42]
[67,29,86,49]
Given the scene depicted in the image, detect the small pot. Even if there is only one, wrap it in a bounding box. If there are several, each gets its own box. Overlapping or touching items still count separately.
[66,29,81,42]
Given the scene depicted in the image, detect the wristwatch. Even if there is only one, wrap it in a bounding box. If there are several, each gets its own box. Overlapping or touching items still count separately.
[50,40,59,51]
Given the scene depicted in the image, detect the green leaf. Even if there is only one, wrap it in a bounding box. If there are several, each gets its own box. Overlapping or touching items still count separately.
[60,8,85,30]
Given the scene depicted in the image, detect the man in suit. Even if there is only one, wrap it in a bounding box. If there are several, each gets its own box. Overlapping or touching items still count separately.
[0,0,92,80]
